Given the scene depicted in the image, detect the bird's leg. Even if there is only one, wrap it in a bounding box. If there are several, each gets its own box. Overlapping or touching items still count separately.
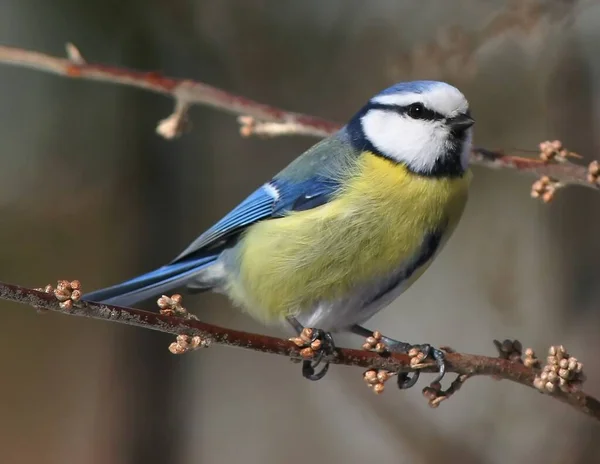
[287,317,336,381]
[351,325,446,390]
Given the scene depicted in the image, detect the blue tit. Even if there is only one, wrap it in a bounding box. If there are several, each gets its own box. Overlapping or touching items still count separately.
[84,80,474,387]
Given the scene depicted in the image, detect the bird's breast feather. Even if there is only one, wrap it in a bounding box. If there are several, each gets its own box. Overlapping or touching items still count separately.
[228,153,470,320]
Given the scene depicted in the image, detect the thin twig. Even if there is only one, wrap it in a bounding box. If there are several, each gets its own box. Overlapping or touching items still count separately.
[1,280,599,421]
[472,148,597,191]
[0,44,337,139]
[0,43,597,191]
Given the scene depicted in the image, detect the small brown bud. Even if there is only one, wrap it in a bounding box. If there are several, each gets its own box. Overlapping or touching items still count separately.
[547,371,558,382]
[377,370,390,383]
[60,300,73,311]
[542,190,555,203]
[310,339,322,352]
[54,289,71,302]
[533,378,545,391]
[559,358,569,369]
[56,280,70,291]
[300,328,313,343]
[408,347,421,358]
[70,290,82,302]
[568,359,577,371]
[365,337,377,346]
[373,383,385,394]
[525,348,535,357]
[189,335,208,349]
[548,346,557,356]
[410,356,425,367]
[169,342,186,354]
[70,280,81,291]
[364,370,378,385]
[374,343,387,353]
[157,296,169,309]
[289,337,305,347]
[559,377,567,387]
[547,355,557,365]
[558,368,570,379]
[545,382,556,393]
[176,334,189,347]
[372,331,382,340]
[171,294,182,304]
[299,347,314,359]
[540,371,549,382]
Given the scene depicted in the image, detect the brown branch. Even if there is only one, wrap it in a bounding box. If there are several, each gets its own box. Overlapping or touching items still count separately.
[0,44,597,193]
[1,280,599,421]
[0,44,338,139]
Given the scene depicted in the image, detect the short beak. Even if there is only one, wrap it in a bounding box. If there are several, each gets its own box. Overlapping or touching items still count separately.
[447,114,475,131]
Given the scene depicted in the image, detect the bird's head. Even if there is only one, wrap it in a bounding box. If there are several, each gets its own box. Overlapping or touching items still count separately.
[347,80,474,177]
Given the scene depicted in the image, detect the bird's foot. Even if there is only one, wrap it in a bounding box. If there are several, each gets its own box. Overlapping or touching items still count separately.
[351,325,446,390]
[289,321,336,381]
[384,339,446,390]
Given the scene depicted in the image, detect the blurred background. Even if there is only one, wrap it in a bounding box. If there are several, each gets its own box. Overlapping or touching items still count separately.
[1,0,599,463]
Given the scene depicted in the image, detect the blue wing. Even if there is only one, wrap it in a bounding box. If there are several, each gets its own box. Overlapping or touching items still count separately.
[83,177,341,306]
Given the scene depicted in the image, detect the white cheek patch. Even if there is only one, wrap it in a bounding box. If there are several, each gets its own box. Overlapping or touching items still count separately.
[361,110,447,173]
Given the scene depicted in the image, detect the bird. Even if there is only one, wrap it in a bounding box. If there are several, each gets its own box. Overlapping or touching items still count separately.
[83,80,474,388]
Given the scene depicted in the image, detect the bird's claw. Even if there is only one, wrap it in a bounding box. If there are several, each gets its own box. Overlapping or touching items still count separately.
[293,328,336,381]
[397,371,421,390]
[386,340,446,389]
[419,344,446,384]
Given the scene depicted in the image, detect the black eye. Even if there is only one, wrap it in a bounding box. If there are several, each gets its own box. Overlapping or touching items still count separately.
[407,103,425,119]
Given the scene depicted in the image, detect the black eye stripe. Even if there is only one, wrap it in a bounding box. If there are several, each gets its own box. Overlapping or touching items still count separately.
[367,102,445,121]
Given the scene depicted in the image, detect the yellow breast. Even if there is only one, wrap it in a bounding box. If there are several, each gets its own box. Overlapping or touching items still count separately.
[227,153,471,323]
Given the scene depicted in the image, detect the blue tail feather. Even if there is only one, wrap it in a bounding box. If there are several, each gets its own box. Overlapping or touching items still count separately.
[83,255,218,307]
